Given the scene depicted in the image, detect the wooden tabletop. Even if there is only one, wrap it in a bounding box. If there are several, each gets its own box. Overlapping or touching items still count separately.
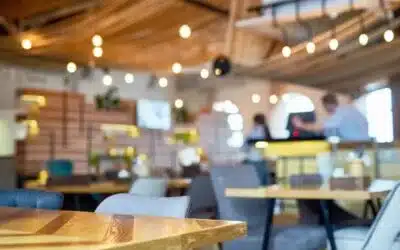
[24,178,192,194]
[225,185,389,200]
[0,207,246,250]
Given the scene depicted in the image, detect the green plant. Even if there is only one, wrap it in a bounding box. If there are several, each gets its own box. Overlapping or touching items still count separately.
[95,86,121,110]
[173,106,190,124]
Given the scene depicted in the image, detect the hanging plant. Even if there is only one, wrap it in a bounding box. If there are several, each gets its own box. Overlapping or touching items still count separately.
[95,86,121,110]
[173,106,190,124]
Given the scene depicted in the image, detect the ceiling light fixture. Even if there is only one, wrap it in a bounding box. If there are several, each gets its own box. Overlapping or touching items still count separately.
[306,41,316,54]
[21,39,32,50]
[92,34,103,47]
[66,62,77,73]
[93,47,103,58]
[102,74,112,86]
[158,77,168,88]
[272,7,291,59]
[200,68,209,79]
[174,99,184,109]
[329,38,339,51]
[380,0,395,43]
[384,29,394,42]
[282,45,292,58]
[251,94,261,104]
[269,95,278,104]
[172,62,182,74]
[359,33,369,46]
[125,73,134,84]
[179,24,191,39]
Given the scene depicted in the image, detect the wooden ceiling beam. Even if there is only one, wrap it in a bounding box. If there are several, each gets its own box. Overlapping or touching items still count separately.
[183,0,229,16]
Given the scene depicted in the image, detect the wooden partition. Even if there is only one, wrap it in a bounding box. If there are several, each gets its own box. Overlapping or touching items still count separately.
[16,88,138,176]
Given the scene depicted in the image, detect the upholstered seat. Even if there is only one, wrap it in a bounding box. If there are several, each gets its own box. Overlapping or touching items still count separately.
[0,189,63,210]
[129,178,168,197]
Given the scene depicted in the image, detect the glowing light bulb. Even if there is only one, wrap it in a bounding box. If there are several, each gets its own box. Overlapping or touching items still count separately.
[215,68,222,76]
[21,39,32,50]
[282,46,292,58]
[102,74,112,86]
[306,41,316,54]
[124,73,134,84]
[92,35,103,47]
[93,47,103,58]
[269,95,278,104]
[66,62,77,73]
[179,24,191,39]
[384,29,394,43]
[174,99,184,109]
[359,33,369,46]
[200,68,209,79]
[251,94,261,104]
[329,38,339,51]
[158,77,168,88]
[172,62,182,74]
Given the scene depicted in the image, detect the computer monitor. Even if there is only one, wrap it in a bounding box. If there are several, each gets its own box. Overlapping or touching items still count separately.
[286,112,324,140]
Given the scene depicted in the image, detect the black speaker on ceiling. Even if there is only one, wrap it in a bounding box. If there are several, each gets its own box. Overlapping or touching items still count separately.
[212,55,231,77]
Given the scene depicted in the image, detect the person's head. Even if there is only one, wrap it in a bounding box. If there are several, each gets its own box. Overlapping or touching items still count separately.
[253,113,266,126]
[321,93,339,114]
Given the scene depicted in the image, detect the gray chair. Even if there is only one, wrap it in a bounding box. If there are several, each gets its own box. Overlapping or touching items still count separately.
[95,194,190,218]
[0,189,63,210]
[211,166,326,250]
[187,175,217,219]
[129,178,168,197]
[329,183,400,250]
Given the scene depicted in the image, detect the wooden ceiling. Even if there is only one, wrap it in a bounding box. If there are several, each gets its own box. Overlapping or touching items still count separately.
[0,0,262,72]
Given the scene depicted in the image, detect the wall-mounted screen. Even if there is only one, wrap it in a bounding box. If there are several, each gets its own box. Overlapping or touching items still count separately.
[137,99,171,130]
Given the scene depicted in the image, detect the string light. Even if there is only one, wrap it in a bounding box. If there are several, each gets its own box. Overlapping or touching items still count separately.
[66,62,77,73]
[215,68,222,76]
[93,47,103,58]
[269,95,278,104]
[21,39,32,50]
[102,74,112,86]
[92,35,103,47]
[174,99,184,109]
[251,94,261,104]
[179,24,191,39]
[172,62,182,74]
[306,41,316,54]
[125,73,134,84]
[359,33,369,46]
[384,29,394,43]
[282,45,292,58]
[329,38,339,51]
[158,77,168,88]
[200,69,209,79]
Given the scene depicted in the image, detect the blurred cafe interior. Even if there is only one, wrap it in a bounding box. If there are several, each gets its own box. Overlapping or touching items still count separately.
[0,0,400,249]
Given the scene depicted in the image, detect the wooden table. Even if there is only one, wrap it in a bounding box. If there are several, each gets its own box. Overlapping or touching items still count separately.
[24,178,192,194]
[225,185,390,250]
[0,207,246,250]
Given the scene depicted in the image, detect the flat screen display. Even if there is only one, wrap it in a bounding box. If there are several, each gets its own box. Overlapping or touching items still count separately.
[137,99,171,130]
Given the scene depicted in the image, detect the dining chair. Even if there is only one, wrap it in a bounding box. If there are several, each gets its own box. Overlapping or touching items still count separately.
[95,194,190,218]
[186,175,217,219]
[329,182,400,250]
[0,189,63,210]
[129,178,168,197]
[211,166,326,250]
[46,159,73,177]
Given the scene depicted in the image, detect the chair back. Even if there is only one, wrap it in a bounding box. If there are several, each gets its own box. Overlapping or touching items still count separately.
[0,189,63,210]
[210,165,268,228]
[46,159,73,177]
[186,175,217,218]
[129,178,168,197]
[182,165,201,178]
[362,183,400,250]
[95,194,189,218]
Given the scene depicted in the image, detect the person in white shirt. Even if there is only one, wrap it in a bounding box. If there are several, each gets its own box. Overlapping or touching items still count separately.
[293,94,369,141]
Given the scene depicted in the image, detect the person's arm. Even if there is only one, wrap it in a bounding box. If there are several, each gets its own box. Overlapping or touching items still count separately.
[292,116,324,133]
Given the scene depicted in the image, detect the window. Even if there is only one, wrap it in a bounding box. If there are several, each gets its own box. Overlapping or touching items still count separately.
[366,88,393,143]
[282,93,315,113]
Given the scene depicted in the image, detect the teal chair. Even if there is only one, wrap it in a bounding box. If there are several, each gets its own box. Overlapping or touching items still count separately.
[46,160,73,177]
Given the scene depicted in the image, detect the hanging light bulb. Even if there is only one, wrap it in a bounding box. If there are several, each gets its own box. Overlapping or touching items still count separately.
[384,29,394,43]
[93,47,103,58]
[66,62,77,73]
[21,39,32,50]
[200,69,209,79]
[172,62,182,74]
[125,73,134,84]
[282,45,292,58]
[329,38,339,51]
[158,77,168,88]
[102,74,112,86]
[251,94,261,104]
[179,24,192,39]
[306,41,316,54]
[359,33,369,46]
[174,99,184,109]
[92,34,103,47]
[269,95,278,104]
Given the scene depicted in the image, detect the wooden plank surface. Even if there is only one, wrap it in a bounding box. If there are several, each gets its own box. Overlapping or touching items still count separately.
[225,185,389,201]
[0,207,246,250]
[25,179,192,194]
